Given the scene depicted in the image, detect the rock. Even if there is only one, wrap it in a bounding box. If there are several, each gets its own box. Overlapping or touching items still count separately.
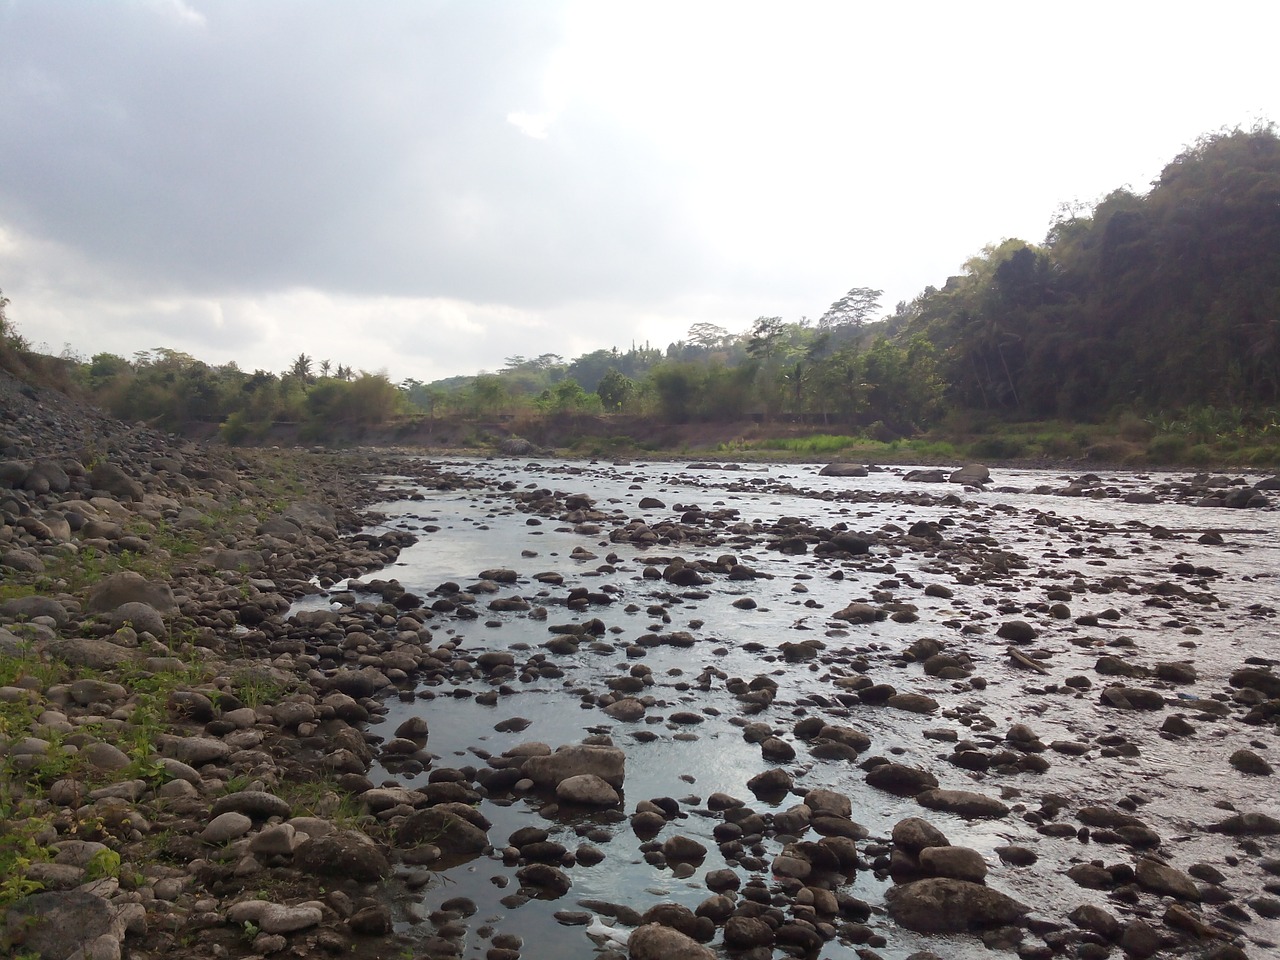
[295,830,391,882]
[0,596,69,625]
[916,788,1009,819]
[250,823,299,857]
[1229,749,1273,776]
[159,735,231,766]
[395,807,490,857]
[4,891,116,960]
[885,878,1029,932]
[211,790,294,820]
[1135,858,1200,901]
[227,900,323,934]
[724,915,775,947]
[628,922,716,960]
[1069,903,1122,941]
[662,836,707,863]
[200,811,253,844]
[996,620,1037,643]
[84,572,178,616]
[109,601,167,637]
[905,469,948,483]
[89,462,144,501]
[45,636,138,670]
[819,462,868,477]
[892,817,950,854]
[524,743,626,789]
[919,846,988,882]
[949,464,990,485]
[865,762,938,795]
[1100,685,1165,710]
[556,774,621,806]
[516,863,571,897]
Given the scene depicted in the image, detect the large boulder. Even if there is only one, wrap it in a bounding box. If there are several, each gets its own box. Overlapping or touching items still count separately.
[819,462,868,478]
[886,878,1029,932]
[294,830,391,882]
[89,462,144,501]
[628,923,716,960]
[4,890,118,960]
[523,743,626,789]
[949,463,991,485]
[85,573,178,617]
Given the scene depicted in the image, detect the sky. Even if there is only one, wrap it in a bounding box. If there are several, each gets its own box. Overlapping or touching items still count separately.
[1,0,1276,383]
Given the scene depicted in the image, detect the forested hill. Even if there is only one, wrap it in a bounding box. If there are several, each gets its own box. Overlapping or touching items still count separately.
[896,126,1280,417]
[2,126,1278,455]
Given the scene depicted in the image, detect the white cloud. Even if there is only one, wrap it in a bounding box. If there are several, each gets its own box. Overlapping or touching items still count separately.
[1,0,1277,379]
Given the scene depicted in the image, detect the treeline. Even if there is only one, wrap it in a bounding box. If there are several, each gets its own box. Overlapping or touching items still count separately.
[899,125,1280,417]
[5,124,1279,447]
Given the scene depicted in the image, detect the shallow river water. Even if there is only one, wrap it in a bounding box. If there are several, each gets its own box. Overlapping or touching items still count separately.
[312,457,1280,959]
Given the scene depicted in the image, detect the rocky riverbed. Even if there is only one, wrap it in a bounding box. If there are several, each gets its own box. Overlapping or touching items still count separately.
[2,370,1280,960]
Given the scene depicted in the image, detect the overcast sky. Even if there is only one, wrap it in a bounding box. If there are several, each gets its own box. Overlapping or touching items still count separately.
[2,1,1276,383]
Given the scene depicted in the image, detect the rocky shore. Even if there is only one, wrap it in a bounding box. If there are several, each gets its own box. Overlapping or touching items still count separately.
[4,368,1280,960]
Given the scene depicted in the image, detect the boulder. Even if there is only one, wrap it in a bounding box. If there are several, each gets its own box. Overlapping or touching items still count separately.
[556,774,621,806]
[885,878,1029,932]
[85,573,178,617]
[294,830,391,882]
[523,743,626,789]
[90,462,144,501]
[818,462,868,477]
[916,788,1009,819]
[628,922,716,960]
[949,463,991,485]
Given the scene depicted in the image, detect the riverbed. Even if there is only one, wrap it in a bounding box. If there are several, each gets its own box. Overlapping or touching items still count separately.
[315,457,1280,959]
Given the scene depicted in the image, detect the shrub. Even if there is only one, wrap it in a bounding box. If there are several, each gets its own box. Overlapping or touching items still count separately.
[1147,434,1187,461]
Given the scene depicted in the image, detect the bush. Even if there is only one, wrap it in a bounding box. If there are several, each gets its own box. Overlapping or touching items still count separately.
[1147,434,1187,461]
[1186,443,1214,464]
[970,436,1027,460]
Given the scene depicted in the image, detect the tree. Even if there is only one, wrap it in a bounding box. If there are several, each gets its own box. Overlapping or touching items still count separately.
[289,353,314,383]
[819,287,883,330]
[746,317,785,420]
[596,368,632,412]
[687,322,732,351]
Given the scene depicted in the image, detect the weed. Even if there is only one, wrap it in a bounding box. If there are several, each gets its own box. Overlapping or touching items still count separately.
[85,848,121,880]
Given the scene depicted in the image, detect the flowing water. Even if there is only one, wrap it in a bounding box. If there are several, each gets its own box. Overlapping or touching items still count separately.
[313,457,1280,959]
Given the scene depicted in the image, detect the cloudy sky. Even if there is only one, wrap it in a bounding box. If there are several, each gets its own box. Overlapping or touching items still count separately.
[1,1,1276,382]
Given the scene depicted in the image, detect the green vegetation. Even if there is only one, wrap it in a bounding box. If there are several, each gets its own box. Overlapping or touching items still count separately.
[3,126,1279,464]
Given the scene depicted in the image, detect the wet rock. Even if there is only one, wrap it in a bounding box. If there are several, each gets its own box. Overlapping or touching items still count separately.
[628,922,715,960]
[1207,811,1280,835]
[865,762,938,796]
[893,817,950,854]
[1135,858,1200,901]
[819,462,868,477]
[996,620,1037,643]
[917,788,1009,819]
[516,863,571,897]
[662,836,707,863]
[523,742,626,789]
[949,464,990,485]
[1100,685,1165,710]
[1229,749,1273,775]
[885,878,1029,932]
[1069,903,1122,941]
[557,774,621,806]
[919,846,988,882]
